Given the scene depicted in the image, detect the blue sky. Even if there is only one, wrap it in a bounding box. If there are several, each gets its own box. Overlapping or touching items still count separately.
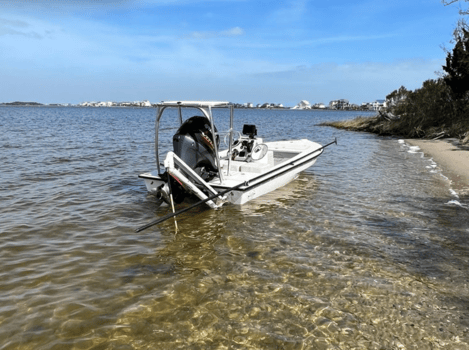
[0,0,463,105]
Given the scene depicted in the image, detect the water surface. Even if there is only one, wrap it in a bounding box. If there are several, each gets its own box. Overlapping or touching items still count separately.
[1,106,468,349]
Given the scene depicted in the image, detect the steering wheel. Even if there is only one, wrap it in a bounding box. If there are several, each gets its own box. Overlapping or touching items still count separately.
[223,131,242,147]
[249,144,268,161]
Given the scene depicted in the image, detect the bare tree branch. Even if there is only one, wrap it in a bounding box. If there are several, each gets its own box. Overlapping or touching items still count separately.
[443,0,469,20]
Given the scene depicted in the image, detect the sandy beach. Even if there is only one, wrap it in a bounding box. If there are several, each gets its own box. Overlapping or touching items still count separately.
[405,138,469,194]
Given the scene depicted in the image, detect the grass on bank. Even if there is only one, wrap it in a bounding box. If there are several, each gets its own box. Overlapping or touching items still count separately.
[320,114,469,144]
[320,78,469,144]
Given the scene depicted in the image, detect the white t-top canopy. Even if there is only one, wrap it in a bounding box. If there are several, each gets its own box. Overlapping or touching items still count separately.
[157,101,230,108]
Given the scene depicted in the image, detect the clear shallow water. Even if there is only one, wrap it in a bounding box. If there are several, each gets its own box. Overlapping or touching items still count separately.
[1,106,469,349]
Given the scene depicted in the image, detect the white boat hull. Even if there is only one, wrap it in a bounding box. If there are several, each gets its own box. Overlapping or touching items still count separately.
[217,157,317,205]
[139,139,323,206]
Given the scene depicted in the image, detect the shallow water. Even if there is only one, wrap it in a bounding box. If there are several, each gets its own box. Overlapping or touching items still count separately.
[1,106,469,349]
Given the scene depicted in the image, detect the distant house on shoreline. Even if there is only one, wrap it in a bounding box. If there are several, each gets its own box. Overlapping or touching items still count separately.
[80,100,152,107]
[361,99,387,111]
[329,99,350,110]
[291,100,311,109]
[312,103,326,109]
[15,98,387,110]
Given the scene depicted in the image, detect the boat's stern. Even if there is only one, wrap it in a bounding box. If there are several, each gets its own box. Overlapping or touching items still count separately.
[138,171,165,194]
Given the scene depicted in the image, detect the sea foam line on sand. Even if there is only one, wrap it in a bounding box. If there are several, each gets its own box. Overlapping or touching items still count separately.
[399,138,469,203]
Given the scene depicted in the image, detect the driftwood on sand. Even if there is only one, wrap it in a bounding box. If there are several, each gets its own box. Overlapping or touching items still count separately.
[378,110,399,121]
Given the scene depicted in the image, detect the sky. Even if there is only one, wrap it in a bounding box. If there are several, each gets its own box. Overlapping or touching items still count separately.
[0,0,464,106]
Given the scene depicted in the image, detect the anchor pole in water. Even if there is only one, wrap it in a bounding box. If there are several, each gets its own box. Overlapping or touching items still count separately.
[135,181,249,233]
[167,169,178,232]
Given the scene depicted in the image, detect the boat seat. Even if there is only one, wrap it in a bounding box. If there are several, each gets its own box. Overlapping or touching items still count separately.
[229,151,274,173]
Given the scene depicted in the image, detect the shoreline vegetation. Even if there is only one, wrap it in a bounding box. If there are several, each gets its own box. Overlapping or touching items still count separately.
[320,26,469,145]
[319,24,469,189]
[319,110,469,144]
[1,101,44,106]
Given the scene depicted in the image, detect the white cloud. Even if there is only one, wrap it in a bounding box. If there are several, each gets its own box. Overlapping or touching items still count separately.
[0,17,42,38]
[186,26,245,39]
[298,33,395,46]
[0,18,29,27]
[0,26,42,38]
[221,26,244,36]
[267,0,308,25]
[244,59,445,104]
[0,1,453,105]
[0,0,247,11]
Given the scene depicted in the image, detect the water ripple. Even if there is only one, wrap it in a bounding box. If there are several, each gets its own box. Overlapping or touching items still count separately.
[1,106,468,349]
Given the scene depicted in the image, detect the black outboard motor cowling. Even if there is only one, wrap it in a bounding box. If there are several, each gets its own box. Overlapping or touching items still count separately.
[172,116,220,181]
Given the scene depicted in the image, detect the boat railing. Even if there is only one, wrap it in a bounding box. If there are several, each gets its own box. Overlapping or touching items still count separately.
[154,102,233,185]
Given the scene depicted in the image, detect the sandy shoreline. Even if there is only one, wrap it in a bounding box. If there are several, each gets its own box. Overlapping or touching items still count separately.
[405,138,469,194]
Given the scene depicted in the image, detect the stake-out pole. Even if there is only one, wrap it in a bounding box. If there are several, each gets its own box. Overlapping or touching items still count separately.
[135,181,249,233]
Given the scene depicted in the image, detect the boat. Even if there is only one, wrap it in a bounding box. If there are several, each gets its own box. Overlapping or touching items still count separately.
[138,101,336,210]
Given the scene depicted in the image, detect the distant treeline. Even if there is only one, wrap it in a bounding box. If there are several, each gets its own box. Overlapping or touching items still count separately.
[1,101,44,106]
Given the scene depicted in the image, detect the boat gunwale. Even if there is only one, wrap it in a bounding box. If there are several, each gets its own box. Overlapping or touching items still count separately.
[139,144,323,192]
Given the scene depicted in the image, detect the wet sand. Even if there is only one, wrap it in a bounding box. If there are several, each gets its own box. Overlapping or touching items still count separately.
[405,138,469,193]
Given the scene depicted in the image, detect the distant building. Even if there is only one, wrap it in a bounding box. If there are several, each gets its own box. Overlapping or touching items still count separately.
[256,102,284,108]
[360,100,386,111]
[312,102,326,109]
[329,99,350,110]
[79,100,153,107]
[291,100,311,109]
[375,99,386,110]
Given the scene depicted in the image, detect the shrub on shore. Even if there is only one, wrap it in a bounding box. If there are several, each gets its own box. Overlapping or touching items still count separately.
[322,29,469,142]
[384,78,468,139]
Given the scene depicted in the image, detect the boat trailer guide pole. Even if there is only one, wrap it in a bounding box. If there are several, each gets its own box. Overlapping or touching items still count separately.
[169,152,220,198]
[155,106,161,175]
[135,180,249,233]
[207,106,224,184]
[227,105,234,177]
[178,106,183,125]
[155,105,171,175]
[164,152,220,209]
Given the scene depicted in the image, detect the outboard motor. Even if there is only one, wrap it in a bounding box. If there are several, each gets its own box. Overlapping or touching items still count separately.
[172,116,220,182]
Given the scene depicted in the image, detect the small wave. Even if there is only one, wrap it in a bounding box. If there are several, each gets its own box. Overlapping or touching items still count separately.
[397,140,463,205]
[396,139,421,154]
[446,200,468,209]
[408,146,421,153]
[425,158,437,169]
[1,144,22,149]
[439,173,449,181]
